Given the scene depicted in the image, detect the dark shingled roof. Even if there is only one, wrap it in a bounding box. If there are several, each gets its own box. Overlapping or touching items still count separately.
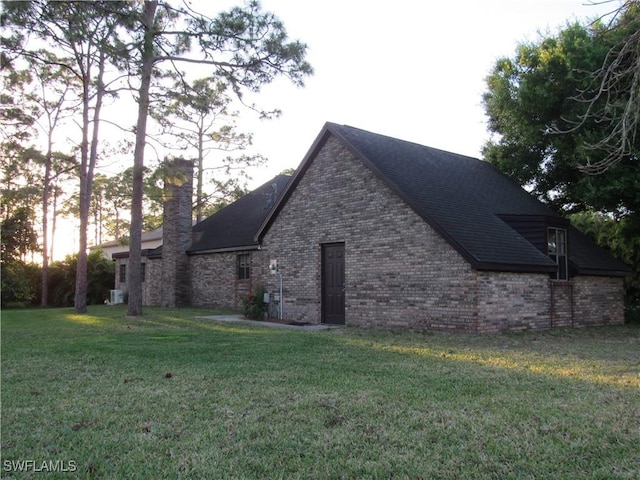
[258,123,629,277]
[187,175,290,254]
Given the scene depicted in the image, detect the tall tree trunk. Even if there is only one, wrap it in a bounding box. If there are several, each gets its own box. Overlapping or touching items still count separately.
[74,51,106,313]
[115,209,121,239]
[127,1,157,316]
[87,54,105,247]
[98,198,103,245]
[50,188,58,261]
[41,141,52,306]
[74,63,91,313]
[196,125,204,223]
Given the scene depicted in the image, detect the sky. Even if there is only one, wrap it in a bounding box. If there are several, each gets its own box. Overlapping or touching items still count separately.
[193,0,620,189]
[49,0,621,259]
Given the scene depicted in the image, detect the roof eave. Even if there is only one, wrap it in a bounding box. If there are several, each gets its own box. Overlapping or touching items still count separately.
[111,249,155,260]
[187,244,260,256]
[571,267,630,278]
[473,261,558,274]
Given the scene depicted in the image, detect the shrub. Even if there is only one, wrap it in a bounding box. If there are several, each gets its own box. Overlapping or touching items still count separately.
[0,260,36,308]
[241,285,267,320]
[47,249,115,307]
[626,302,640,324]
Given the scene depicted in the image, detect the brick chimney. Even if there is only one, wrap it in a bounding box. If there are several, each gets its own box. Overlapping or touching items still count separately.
[161,158,194,307]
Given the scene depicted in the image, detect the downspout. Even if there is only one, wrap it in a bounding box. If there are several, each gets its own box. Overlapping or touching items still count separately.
[570,281,575,328]
[279,270,284,320]
[549,280,554,329]
[473,269,480,332]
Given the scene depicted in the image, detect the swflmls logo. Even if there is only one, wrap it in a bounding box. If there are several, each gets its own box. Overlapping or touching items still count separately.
[3,459,77,473]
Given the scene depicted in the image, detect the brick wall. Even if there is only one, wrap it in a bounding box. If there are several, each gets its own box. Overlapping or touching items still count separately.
[477,272,551,333]
[573,276,625,326]
[116,248,267,309]
[145,258,162,306]
[260,136,478,330]
[189,249,265,309]
[161,159,194,307]
[551,281,573,328]
[113,256,162,306]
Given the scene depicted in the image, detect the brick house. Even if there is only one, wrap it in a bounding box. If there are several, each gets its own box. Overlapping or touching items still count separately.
[114,123,629,332]
[113,166,290,309]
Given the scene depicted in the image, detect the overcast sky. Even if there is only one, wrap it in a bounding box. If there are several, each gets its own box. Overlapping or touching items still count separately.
[193,0,620,188]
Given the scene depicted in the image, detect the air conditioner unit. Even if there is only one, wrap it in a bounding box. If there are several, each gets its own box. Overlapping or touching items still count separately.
[110,289,124,305]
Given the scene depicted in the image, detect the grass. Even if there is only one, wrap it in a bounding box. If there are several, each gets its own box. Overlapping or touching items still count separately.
[1,306,639,479]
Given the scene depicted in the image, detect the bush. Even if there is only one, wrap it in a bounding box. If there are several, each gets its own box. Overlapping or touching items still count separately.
[1,250,115,308]
[241,285,267,320]
[0,260,36,308]
[625,302,640,324]
[48,250,114,307]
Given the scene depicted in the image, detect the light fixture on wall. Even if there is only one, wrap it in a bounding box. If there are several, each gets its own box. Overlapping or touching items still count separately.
[269,259,283,319]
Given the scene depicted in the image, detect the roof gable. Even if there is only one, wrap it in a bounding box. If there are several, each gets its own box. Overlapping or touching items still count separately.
[258,122,628,276]
[329,123,560,271]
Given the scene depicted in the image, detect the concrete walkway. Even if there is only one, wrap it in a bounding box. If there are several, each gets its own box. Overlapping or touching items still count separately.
[198,314,338,331]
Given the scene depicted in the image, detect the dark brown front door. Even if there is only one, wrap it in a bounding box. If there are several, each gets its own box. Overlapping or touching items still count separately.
[322,243,345,325]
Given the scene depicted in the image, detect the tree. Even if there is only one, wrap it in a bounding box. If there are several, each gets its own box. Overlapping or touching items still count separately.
[125,0,158,317]
[23,56,78,306]
[483,17,640,213]
[48,250,115,308]
[2,0,134,313]
[1,58,78,274]
[151,78,265,222]
[483,11,639,302]
[0,66,41,225]
[0,207,38,263]
[0,67,38,146]
[564,1,640,172]
[2,0,313,316]
[0,208,39,308]
[123,0,312,316]
[199,178,250,219]
[92,171,132,242]
[90,166,164,244]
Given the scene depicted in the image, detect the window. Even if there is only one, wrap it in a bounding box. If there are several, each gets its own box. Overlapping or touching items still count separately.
[119,263,145,283]
[238,254,250,280]
[548,227,568,280]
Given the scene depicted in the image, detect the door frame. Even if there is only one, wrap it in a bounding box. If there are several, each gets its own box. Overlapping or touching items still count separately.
[321,242,346,325]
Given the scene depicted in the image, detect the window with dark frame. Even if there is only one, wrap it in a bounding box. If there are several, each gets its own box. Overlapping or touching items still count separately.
[238,254,250,280]
[548,227,568,280]
[119,263,145,283]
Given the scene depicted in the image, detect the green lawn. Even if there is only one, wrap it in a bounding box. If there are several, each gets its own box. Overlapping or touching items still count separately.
[1,306,639,479]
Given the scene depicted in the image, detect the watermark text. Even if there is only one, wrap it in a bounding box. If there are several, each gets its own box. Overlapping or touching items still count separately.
[3,459,77,473]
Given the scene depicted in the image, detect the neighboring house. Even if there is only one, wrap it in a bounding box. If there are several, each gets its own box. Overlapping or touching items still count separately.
[114,123,629,332]
[91,227,163,259]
